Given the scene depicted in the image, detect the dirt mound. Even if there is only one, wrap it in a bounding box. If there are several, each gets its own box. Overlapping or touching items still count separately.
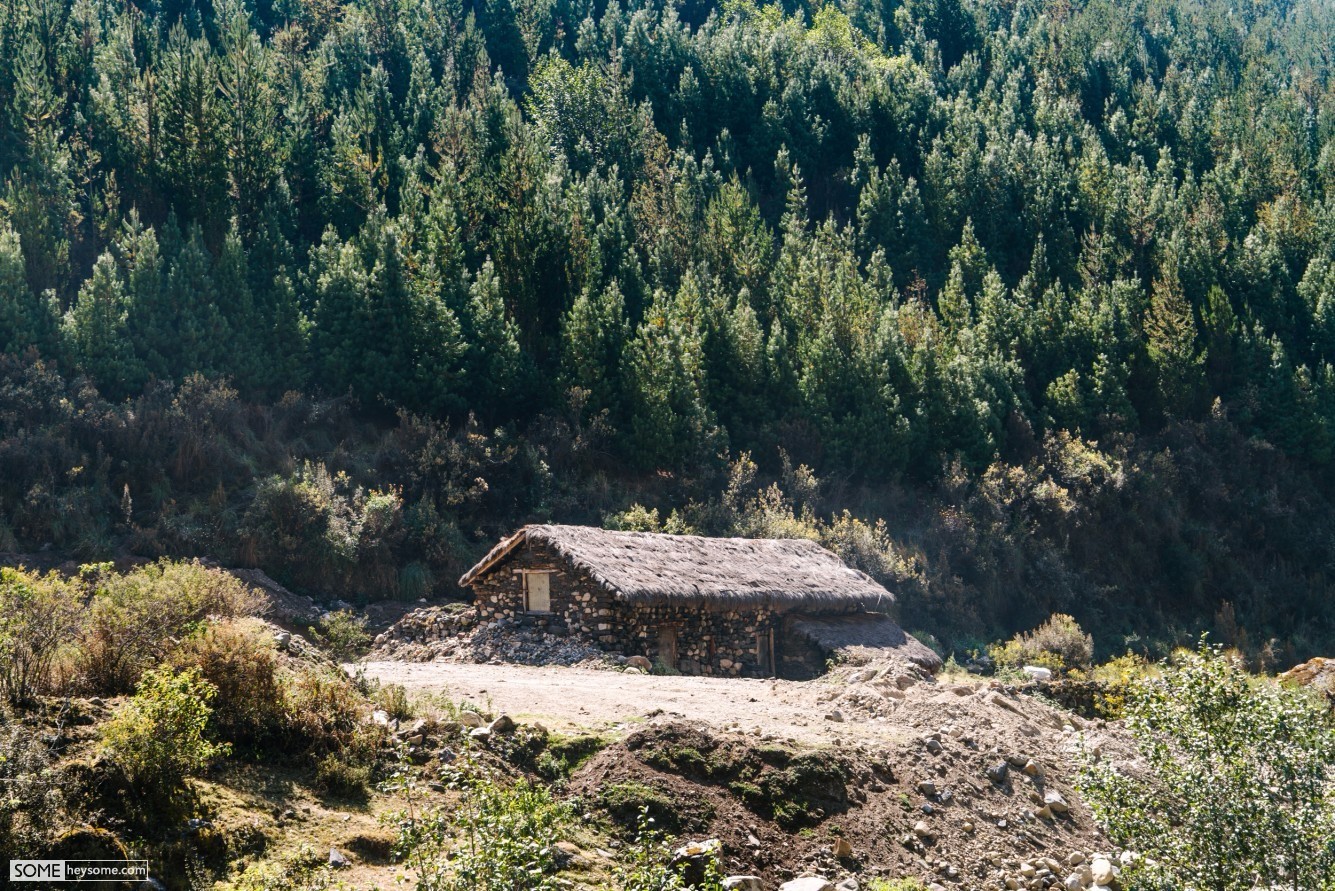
[566,684,1136,889]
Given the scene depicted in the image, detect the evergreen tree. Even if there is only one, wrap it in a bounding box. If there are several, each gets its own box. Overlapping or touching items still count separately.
[64,253,143,398]
[0,224,56,355]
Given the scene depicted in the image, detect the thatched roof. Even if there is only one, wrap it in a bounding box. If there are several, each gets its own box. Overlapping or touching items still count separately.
[459,524,894,612]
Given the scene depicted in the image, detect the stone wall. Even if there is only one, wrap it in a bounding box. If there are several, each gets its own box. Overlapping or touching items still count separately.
[472,539,792,678]
[473,540,621,637]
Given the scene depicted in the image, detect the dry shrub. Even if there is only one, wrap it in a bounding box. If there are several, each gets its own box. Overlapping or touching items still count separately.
[0,567,83,703]
[0,712,64,854]
[168,618,285,747]
[283,664,382,759]
[989,613,1094,675]
[78,560,261,695]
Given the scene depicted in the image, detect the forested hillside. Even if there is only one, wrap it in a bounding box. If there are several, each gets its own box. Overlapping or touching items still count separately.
[1,0,1334,659]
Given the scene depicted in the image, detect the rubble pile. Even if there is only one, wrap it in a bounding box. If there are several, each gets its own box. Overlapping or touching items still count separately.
[368,605,626,669]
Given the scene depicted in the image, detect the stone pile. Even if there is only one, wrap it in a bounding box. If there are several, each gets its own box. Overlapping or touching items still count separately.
[373,707,531,764]
[369,607,629,668]
[706,847,1131,891]
[368,605,478,659]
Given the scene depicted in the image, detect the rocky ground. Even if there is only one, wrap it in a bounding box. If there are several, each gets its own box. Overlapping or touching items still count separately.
[359,656,1145,891]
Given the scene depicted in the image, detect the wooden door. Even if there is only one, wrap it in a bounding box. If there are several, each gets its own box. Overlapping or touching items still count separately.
[657,626,678,670]
[525,572,551,613]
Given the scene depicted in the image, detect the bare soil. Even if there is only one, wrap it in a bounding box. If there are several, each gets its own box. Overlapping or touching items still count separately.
[359,659,1141,888]
[359,660,894,744]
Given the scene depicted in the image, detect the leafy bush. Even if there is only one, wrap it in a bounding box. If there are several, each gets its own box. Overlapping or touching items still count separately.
[79,560,260,694]
[392,769,569,891]
[989,614,1093,675]
[0,567,82,703]
[309,610,372,662]
[613,808,723,891]
[99,668,229,801]
[168,618,285,747]
[1078,643,1335,889]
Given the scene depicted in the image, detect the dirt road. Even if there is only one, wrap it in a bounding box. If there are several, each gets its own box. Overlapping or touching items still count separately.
[357,660,918,746]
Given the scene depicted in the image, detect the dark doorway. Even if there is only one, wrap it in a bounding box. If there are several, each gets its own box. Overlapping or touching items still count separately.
[776,617,826,680]
[657,626,678,671]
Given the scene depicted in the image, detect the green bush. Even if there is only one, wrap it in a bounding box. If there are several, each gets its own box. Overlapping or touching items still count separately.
[1078,643,1335,890]
[283,664,381,761]
[613,808,723,891]
[372,682,414,721]
[391,770,569,891]
[989,613,1093,675]
[309,610,372,662]
[0,567,82,703]
[99,668,229,801]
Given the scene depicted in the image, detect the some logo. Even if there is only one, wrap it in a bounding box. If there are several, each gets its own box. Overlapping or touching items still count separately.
[10,860,150,882]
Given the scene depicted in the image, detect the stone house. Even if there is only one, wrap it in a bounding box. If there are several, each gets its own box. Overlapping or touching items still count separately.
[458,524,939,678]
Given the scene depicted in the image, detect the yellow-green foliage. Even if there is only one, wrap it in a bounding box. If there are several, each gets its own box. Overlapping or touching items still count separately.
[0,567,82,703]
[80,560,261,694]
[989,613,1093,675]
[1088,653,1159,718]
[100,667,230,799]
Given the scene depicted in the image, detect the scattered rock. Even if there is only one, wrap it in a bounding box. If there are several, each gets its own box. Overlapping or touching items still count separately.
[917,780,937,796]
[1090,857,1115,885]
[987,762,1009,784]
[825,710,845,723]
[1022,665,1053,682]
[458,711,484,728]
[328,848,349,869]
[831,837,852,858]
[1044,791,1069,813]
[672,838,721,860]
[913,820,934,842]
[488,714,516,734]
[468,727,491,742]
[780,879,835,891]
